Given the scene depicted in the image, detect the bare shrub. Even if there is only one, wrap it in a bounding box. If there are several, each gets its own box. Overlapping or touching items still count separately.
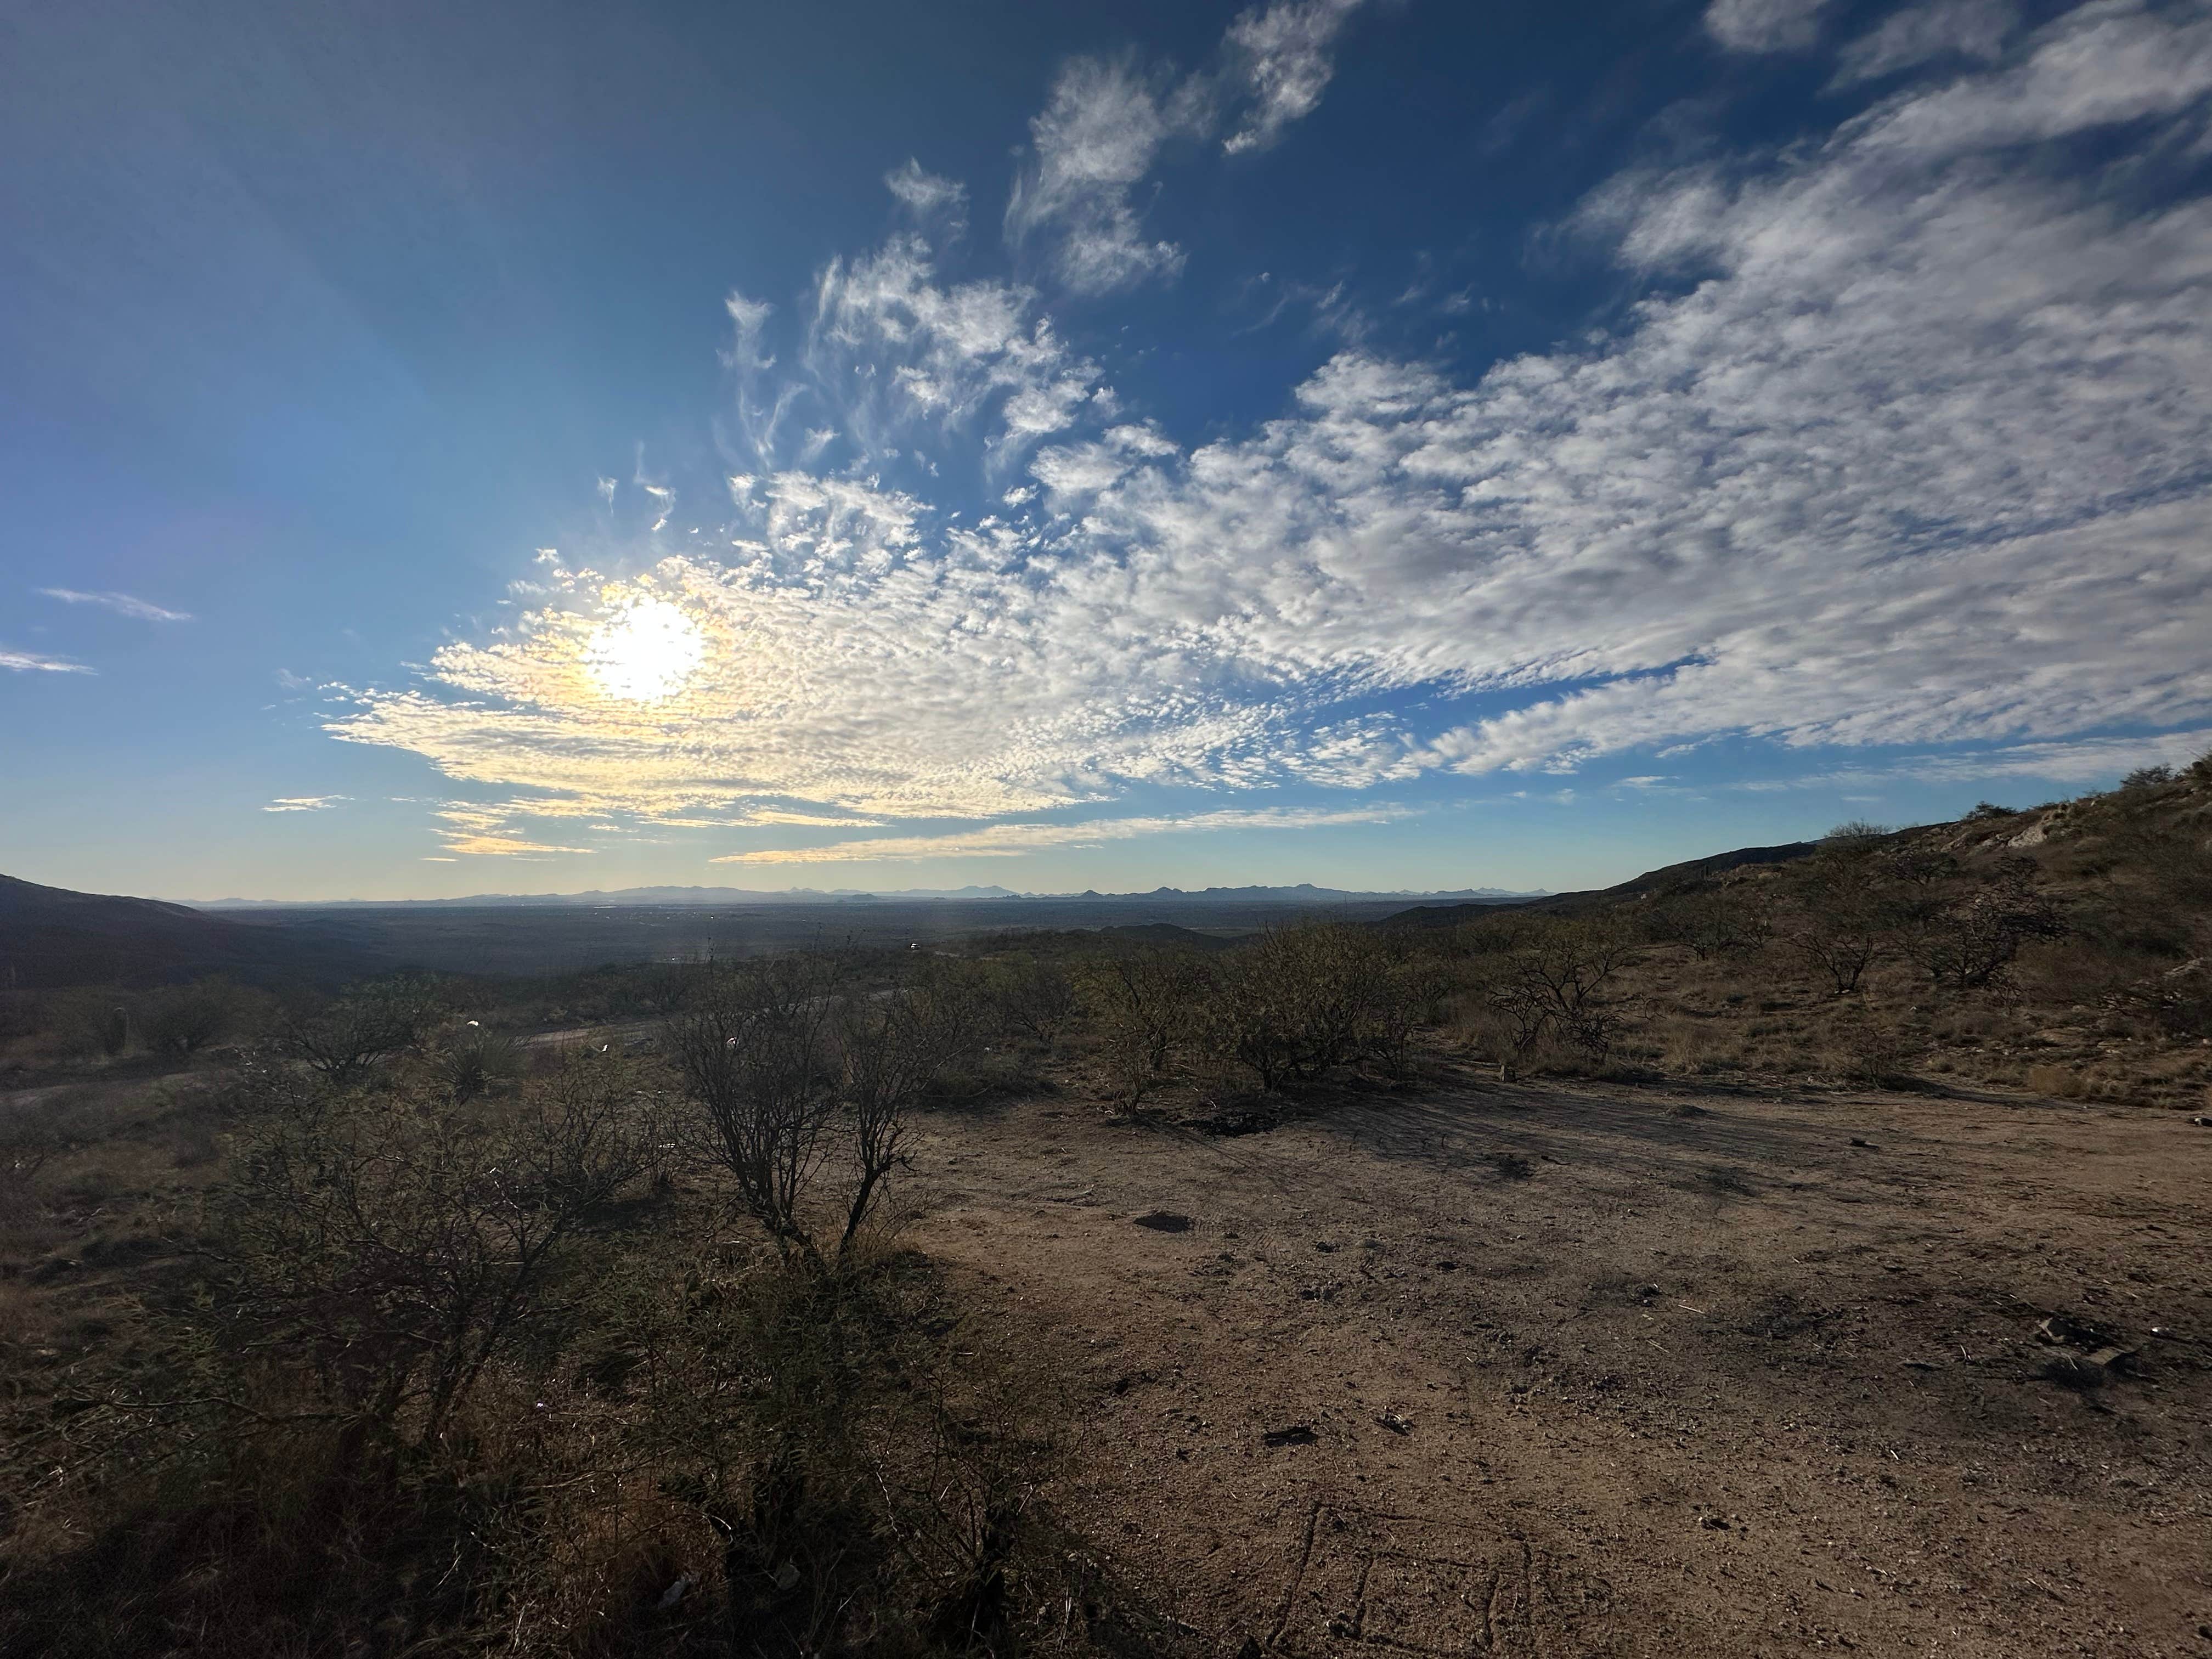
[1464,913,1638,1061]
[269,975,445,1082]
[1782,839,1895,996]
[203,1048,662,1442]
[1648,883,1773,960]
[1902,859,2064,990]
[1193,923,1431,1089]
[136,978,266,1056]
[670,952,985,1266]
[986,956,1080,1047]
[1077,946,1205,1106]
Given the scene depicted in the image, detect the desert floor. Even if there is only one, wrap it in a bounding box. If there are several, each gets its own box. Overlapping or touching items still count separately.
[899,1068,2212,1657]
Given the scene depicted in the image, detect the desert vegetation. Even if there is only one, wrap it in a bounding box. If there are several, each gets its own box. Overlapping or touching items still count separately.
[4,755,2210,1655]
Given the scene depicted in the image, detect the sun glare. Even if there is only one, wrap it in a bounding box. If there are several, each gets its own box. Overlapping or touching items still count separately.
[583,599,704,701]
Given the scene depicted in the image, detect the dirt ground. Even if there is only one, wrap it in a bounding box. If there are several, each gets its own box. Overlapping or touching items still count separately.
[898,1066,2212,1657]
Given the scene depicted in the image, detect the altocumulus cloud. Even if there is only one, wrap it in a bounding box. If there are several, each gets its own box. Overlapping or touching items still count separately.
[333,0,2212,857]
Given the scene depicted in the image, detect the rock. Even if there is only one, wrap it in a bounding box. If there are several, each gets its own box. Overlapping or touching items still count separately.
[1133,1211,1192,1233]
[656,1573,695,1611]
[1262,1423,1318,1447]
[1374,1410,1413,1435]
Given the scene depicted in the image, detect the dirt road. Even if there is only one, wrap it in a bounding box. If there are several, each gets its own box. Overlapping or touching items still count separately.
[901,1068,2212,1657]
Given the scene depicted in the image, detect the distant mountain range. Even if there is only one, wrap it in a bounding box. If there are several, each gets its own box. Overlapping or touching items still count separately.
[188,882,1547,910]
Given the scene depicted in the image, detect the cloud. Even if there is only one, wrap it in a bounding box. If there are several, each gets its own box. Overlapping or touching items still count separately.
[1222,0,1365,154]
[1005,55,1191,294]
[263,795,348,812]
[884,158,968,232]
[1705,0,1833,53]
[37,588,192,622]
[1742,730,2212,791]
[440,834,593,857]
[1832,0,2014,83]
[340,3,2212,851]
[711,805,1411,865]
[1,647,93,673]
[1002,4,1367,291]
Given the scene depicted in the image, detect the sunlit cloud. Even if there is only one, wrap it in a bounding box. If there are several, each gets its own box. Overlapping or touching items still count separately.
[263,795,348,812]
[336,1,2212,860]
[712,805,1413,865]
[38,588,193,622]
[1,647,94,674]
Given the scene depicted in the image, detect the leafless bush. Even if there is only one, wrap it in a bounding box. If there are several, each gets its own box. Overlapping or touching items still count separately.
[1648,883,1773,960]
[986,956,1080,1046]
[269,975,445,1082]
[1901,859,2063,990]
[1464,913,1639,1060]
[1193,923,1426,1089]
[203,1048,662,1442]
[1077,946,1206,1106]
[1782,841,1895,996]
[137,978,266,1056]
[670,952,985,1267]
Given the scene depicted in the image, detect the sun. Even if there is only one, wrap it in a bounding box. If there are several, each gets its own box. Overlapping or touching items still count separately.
[583,598,705,701]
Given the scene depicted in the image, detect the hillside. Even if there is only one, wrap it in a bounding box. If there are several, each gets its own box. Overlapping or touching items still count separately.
[1381,839,1820,928]
[0,873,386,989]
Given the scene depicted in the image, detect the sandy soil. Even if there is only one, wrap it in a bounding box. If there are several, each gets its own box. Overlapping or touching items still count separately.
[899,1067,2212,1657]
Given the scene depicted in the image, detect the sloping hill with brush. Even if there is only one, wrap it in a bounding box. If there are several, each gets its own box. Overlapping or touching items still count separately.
[0,873,387,989]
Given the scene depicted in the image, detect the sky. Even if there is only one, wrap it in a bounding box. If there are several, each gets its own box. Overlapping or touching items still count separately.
[4,0,2210,901]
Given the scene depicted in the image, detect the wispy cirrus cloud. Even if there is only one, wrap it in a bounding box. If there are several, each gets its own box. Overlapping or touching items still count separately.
[1222,0,1366,154]
[1705,0,1833,53]
[2,647,94,673]
[263,795,348,812]
[712,805,1412,865]
[1005,55,1195,296]
[1005,0,1370,294]
[38,588,192,622]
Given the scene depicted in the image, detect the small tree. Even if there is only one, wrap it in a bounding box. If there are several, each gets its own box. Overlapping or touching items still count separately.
[272,977,443,1082]
[669,952,979,1267]
[1904,859,2063,989]
[1463,913,1638,1059]
[1785,839,1896,996]
[138,978,261,1056]
[1079,946,1205,1105]
[668,954,845,1265]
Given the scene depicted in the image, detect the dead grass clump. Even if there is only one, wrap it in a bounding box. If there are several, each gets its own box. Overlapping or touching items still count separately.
[2025,1062,2090,1099]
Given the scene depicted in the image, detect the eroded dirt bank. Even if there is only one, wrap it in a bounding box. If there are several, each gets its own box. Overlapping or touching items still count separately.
[902,1070,2212,1657]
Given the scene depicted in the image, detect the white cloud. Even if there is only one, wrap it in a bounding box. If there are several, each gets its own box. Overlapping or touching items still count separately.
[1745,730,2212,791]
[1705,0,1833,53]
[263,795,347,812]
[1222,0,1365,154]
[38,588,191,622]
[340,3,2212,852]
[712,805,1410,865]
[1833,0,2014,83]
[1,647,93,673]
[884,158,968,231]
[1005,56,1191,295]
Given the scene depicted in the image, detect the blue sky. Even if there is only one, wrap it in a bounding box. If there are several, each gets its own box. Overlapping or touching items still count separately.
[4,0,2210,901]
